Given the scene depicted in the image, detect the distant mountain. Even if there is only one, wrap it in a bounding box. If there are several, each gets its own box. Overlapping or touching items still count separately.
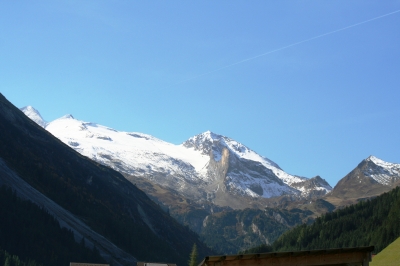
[325,156,400,206]
[0,95,212,265]
[20,106,47,128]
[21,107,332,212]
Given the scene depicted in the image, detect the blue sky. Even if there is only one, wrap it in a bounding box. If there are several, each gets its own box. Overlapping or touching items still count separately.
[1,1,399,187]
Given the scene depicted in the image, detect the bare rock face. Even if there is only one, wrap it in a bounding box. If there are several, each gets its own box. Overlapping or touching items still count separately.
[207,147,230,182]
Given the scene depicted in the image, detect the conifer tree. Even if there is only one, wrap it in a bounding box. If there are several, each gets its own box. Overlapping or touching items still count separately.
[4,256,11,266]
[188,244,198,266]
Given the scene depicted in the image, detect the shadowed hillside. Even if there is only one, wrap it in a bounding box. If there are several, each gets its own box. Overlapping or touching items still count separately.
[0,185,105,265]
[0,93,213,265]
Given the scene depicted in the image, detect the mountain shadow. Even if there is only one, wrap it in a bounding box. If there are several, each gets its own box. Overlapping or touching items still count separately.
[0,93,213,265]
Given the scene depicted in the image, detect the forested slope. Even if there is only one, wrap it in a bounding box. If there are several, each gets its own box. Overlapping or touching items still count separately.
[272,186,400,253]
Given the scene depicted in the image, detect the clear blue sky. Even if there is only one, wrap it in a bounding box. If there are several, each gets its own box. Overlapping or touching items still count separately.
[1,1,399,187]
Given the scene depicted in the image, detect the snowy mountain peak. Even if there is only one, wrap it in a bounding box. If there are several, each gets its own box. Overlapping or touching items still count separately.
[181,131,330,198]
[182,131,223,155]
[366,155,380,163]
[366,155,397,168]
[184,131,223,145]
[61,114,75,119]
[184,131,248,155]
[201,130,220,139]
[363,156,400,185]
[20,106,47,128]
[183,131,281,170]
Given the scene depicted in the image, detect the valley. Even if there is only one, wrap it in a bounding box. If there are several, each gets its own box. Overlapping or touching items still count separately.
[0,93,399,265]
[18,102,400,255]
[2,2,399,265]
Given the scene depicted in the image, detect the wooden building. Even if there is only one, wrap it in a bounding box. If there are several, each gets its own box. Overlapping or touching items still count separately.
[137,262,177,266]
[198,246,374,266]
[70,263,110,266]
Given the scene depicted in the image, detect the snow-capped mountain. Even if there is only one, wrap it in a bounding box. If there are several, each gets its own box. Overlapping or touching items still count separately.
[21,106,332,209]
[20,106,48,128]
[329,155,400,202]
[363,156,400,185]
[183,131,332,199]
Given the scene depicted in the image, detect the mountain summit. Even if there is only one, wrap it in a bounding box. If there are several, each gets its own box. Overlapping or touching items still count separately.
[364,155,400,185]
[20,106,47,127]
[326,155,400,205]
[183,131,332,200]
[183,130,280,168]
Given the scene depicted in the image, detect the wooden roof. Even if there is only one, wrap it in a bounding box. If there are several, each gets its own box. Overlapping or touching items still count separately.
[199,246,374,266]
[137,262,177,266]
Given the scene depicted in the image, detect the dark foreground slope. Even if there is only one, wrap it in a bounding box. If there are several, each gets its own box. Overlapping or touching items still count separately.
[0,93,212,265]
[272,186,400,253]
[0,185,104,265]
[0,249,42,266]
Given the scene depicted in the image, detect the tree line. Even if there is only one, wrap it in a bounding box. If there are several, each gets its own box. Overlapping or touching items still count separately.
[243,186,400,254]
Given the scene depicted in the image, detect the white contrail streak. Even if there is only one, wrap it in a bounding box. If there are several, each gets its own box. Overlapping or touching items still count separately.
[169,9,400,86]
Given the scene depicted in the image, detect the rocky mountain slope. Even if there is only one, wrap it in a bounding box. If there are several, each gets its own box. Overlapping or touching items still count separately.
[325,155,400,207]
[197,207,314,254]
[0,94,212,265]
[21,106,332,212]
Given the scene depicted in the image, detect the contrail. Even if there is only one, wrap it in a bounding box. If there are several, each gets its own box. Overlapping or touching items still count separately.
[169,9,400,86]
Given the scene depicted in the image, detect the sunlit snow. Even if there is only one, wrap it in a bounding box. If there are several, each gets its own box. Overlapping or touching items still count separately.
[45,115,210,179]
[365,156,400,185]
[22,108,334,200]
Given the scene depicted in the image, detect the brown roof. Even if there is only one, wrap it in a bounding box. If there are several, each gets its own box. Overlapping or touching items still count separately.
[199,246,374,266]
[137,262,177,266]
[70,263,110,266]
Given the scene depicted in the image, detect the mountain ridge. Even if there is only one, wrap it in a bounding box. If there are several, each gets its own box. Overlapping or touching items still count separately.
[21,106,332,209]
